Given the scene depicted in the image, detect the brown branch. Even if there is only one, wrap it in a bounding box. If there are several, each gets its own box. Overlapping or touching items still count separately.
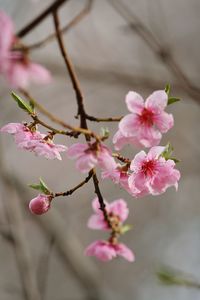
[17,0,69,38]
[52,10,114,232]
[92,171,113,229]
[85,114,122,122]
[27,0,93,51]
[108,0,200,104]
[52,9,88,135]
[54,169,94,197]
[112,153,131,164]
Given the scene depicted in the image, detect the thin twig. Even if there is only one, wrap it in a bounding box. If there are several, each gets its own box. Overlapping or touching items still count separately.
[108,0,200,104]
[54,169,94,197]
[28,0,93,51]
[0,147,41,300]
[112,153,131,164]
[52,9,88,135]
[85,114,122,122]
[17,0,69,38]
[52,10,113,231]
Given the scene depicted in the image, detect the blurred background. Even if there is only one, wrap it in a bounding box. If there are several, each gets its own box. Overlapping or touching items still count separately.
[0,0,200,299]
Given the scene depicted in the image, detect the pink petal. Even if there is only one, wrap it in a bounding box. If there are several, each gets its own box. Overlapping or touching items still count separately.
[98,148,117,171]
[76,154,97,173]
[130,150,146,172]
[128,172,147,194]
[145,90,168,113]
[67,143,88,159]
[138,125,161,147]
[0,122,24,134]
[87,215,107,230]
[0,10,14,53]
[6,63,29,88]
[28,63,51,84]
[115,243,135,262]
[119,114,140,137]
[154,111,174,133]
[147,146,166,160]
[112,130,141,150]
[85,241,116,261]
[125,91,144,114]
[109,199,129,222]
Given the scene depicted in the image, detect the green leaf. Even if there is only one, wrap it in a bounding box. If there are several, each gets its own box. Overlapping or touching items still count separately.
[165,84,170,96]
[170,157,180,163]
[120,224,132,234]
[39,178,50,194]
[29,99,35,112]
[11,92,34,114]
[29,178,51,195]
[168,97,180,105]
[161,143,173,160]
[100,127,109,139]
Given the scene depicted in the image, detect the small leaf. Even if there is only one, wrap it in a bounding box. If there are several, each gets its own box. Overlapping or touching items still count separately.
[39,178,50,194]
[165,84,170,96]
[170,157,180,163]
[120,224,132,234]
[100,127,109,139]
[29,178,51,195]
[11,92,33,114]
[29,99,35,112]
[29,184,42,191]
[168,97,180,105]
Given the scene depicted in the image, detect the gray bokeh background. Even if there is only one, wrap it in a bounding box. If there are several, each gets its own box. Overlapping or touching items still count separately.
[0,0,200,299]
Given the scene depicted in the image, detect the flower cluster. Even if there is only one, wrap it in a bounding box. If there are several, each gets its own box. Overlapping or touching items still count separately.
[0,11,181,265]
[0,10,51,88]
[85,198,134,262]
[0,122,67,160]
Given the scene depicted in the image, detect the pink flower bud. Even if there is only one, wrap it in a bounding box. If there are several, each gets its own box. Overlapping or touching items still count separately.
[29,194,51,215]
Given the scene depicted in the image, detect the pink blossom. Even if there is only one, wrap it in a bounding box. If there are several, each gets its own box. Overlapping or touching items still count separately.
[102,166,133,195]
[29,194,52,215]
[0,10,51,88]
[33,141,67,160]
[0,122,67,160]
[114,90,174,149]
[67,142,116,173]
[85,240,134,262]
[87,197,129,230]
[128,146,181,197]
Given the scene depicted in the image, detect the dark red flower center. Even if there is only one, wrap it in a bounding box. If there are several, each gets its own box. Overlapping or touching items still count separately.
[139,108,154,126]
[141,160,156,177]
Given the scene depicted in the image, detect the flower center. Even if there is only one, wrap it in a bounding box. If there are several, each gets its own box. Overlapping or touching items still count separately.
[141,160,156,177]
[139,108,154,126]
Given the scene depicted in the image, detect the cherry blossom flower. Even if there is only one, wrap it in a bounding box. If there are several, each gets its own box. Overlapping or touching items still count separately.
[87,197,129,230]
[114,90,174,149]
[29,194,52,215]
[67,142,116,173]
[33,141,67,160]
[0,122,67,160]
[0,10,51,88]
[128,146,181,197]
[102,165,133,195]
[85,240,134,262]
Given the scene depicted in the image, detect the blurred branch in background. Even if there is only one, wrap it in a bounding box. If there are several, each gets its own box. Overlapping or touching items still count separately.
[17,0,70,38]
[157,266,200,290]
[0,143,41,300]
[0,144,112,300]
[28,0,93,51]
[108,0,200,104]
